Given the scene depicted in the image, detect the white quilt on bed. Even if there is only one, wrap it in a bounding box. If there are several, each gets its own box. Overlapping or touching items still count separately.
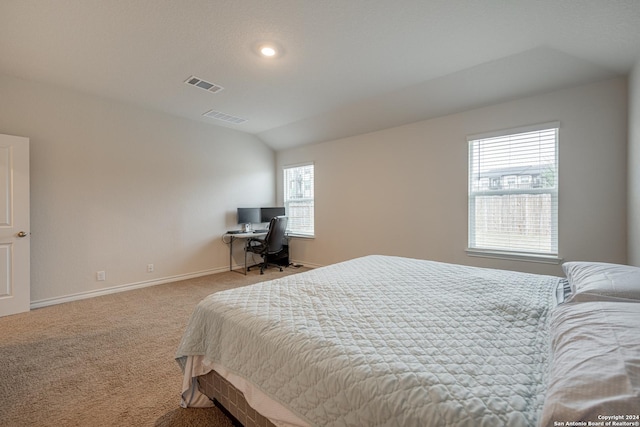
[176,255,562,427]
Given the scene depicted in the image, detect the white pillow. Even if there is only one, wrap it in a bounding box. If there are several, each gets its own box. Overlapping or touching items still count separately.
[540,301,640,427]
[563,261,640,302]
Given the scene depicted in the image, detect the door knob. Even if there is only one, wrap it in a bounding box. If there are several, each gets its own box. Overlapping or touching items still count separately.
[17,231,28,238]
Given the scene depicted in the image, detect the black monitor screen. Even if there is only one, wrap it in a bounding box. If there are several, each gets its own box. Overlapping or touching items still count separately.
[237,208,261,224]
[261,207,285,222]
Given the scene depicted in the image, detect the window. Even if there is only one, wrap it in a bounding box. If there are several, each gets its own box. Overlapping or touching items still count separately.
[283,163,314,237]
[467,122,559,261]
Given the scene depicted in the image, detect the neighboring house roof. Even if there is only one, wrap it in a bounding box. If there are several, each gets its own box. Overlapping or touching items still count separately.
[476,165,552,179]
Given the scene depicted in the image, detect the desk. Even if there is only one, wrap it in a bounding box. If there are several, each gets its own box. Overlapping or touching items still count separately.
[223,232,267,274]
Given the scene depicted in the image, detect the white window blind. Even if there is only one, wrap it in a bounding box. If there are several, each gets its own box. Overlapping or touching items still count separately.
[468,123,559,259]
[283,163,314,237]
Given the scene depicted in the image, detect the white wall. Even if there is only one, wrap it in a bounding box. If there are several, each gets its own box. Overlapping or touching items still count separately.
[629,60,640,266]
[277,77,628,276]
[0,73,275,304]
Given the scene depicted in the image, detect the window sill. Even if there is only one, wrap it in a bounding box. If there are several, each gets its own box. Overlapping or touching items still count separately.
[287,233,315,239]
[466,248,562,264]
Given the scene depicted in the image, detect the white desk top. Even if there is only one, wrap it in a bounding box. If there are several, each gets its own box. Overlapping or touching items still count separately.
[225,231,268,238]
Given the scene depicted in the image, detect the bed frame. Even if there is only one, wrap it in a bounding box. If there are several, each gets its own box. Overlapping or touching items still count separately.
[197,370,276,427]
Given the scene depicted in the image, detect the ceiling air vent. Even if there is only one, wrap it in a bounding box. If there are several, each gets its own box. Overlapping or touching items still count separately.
[185,76,224,93]
[202,109,248,124]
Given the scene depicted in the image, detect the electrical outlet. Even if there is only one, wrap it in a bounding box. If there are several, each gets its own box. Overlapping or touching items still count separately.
[97,271,106,281]
[147,264,154,273]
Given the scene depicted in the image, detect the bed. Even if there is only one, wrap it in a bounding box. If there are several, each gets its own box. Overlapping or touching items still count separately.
[176,255,640,427]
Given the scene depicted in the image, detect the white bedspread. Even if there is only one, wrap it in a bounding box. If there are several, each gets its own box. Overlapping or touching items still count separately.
[177,255,562,426]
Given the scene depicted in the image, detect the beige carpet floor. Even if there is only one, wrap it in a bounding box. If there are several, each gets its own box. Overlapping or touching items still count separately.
[0,266,308,426]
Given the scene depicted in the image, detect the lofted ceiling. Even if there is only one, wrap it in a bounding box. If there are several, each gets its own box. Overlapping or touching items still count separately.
[1,0,639,150]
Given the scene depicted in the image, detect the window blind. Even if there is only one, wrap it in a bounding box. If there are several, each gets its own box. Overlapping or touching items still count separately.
[468,123,558,257]
[283,163,315,236]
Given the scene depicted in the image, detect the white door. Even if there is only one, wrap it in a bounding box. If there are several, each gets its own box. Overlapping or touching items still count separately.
[0,134,30,317]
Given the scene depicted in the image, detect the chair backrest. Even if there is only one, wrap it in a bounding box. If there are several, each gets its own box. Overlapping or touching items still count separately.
[264,216,288,254]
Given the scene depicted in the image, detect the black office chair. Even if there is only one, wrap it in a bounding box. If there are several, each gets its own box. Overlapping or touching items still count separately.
[245,216,288,274]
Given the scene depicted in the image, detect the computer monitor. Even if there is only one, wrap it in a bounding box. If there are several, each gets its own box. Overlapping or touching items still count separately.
[261,207,285,223]
[237,208,261,225]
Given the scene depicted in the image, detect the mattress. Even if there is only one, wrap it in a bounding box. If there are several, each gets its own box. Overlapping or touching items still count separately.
[176,255,564,426]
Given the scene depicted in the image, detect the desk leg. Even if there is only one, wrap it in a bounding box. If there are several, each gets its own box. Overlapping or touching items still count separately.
[228,236,249,275]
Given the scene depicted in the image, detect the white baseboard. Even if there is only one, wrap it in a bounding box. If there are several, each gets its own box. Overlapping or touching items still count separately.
[30,260,322,310]
[30,266,229,310]
[289,259,323,269]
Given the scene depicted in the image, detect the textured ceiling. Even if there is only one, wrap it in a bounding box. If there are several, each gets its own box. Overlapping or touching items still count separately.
[1,0,639,150]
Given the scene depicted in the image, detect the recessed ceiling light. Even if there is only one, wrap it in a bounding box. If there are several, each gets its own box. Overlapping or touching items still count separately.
[256,42,281,58]
[260,46,277,57]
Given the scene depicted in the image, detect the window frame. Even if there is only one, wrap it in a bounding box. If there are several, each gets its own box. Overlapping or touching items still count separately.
[283,162,315,238]
[466,122,561,264]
